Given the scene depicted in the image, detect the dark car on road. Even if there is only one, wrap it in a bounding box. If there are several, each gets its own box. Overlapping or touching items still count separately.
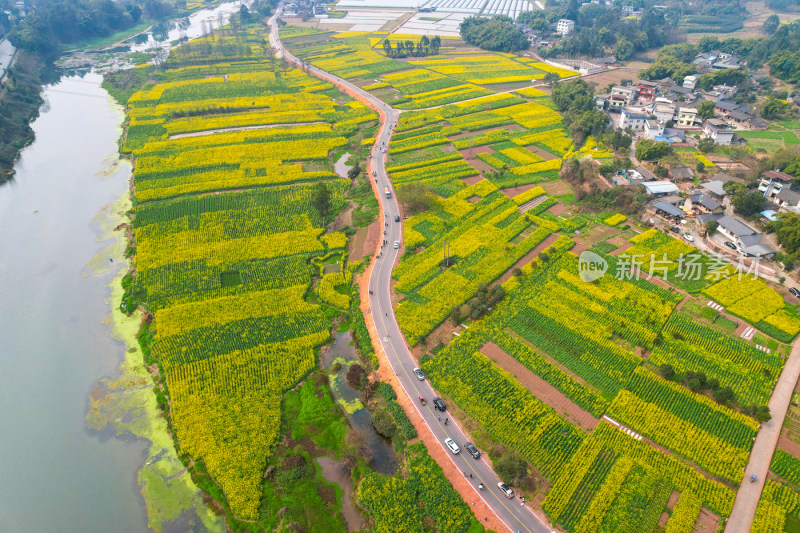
[433,397,446,411]
[791,287,800,298]
[395,215,400,222]
[670,227,680,234]
[464,443,481,459]
[724,241,737,251]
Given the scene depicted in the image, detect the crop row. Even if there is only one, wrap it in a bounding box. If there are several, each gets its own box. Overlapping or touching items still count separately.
[607,390,749,482]
[626,367,758,449]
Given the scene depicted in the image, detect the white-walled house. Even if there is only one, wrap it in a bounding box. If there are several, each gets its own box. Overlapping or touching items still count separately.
[702,119,734,145]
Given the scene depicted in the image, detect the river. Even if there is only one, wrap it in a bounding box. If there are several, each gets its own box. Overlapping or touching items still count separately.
[0,74,221,532]
[0,74,150,531]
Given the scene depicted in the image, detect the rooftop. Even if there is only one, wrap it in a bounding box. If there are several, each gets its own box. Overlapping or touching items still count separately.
[653,201,684,217]
[689,192,721,210]
[670,166,694,179]
[642,181,680,195]
[763,170,795,182]
[777,188,800,204]
[702,180,727,197]
[717,215,757,237]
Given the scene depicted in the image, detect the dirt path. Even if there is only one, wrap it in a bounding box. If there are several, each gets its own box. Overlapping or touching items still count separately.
[168,121,327,139]
[496,233,560,285]
[482,341,600,431]
[725,337,800,532]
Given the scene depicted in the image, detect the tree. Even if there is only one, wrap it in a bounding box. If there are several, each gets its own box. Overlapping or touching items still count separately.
[401,182,436,215]
[698,137,716,153]
[614,37,634,61]
[696,161,706,174]
[764,14,780,35]
[311,182,332,221]
[371,410,396,438]
[348,161,361,179]
[761,97,789,120]
[346,362,366,389]
[705,220,719,233]
[658,363,675,380]
[383,39,393,57]
[543,71,560,85]
[635,139,672,160]
[769,212,800,254]
[430,35,441,54]
[239,4,250,24]
[697,100,716,119]
[494,452,529,486]
[733,190,766,217]
[755,406,772,423]
[459,15,529,52]
[712,386,735,404]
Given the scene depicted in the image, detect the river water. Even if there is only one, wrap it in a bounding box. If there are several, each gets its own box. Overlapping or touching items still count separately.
[0,74,151,531]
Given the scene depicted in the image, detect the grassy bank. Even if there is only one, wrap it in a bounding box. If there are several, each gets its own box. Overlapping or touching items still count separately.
[0,51,45,183]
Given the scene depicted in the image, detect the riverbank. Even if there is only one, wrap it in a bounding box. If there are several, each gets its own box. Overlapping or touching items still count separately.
[0,50,45,183]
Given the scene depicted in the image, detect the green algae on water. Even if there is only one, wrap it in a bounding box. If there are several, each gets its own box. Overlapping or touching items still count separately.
[86,190,224,533]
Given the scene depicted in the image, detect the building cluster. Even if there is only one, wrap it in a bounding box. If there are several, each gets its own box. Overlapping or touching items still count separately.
[283,0,328,17]
[632,169,800,259]
[599,68,767,147]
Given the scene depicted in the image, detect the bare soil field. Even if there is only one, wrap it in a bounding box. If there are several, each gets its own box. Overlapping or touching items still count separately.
[481,341,600,431]
[583,67,646,89]
[541,180,573,195]
[467,158,494,173]
[461,175,484,185]
[526,145,558,161]
[497,234,561,285]
[499,183,541,199]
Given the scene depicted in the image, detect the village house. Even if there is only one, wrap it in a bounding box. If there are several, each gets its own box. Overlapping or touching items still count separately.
[703,118,734,145]
[635,81,659,102]
[775,188,800,211]
[685,192,723,214]
[651,99,677,123]
[683,75,698,90]
[620,107,650,131]
[669,165,695,181]
[609,85,636,109]
[556,19,575,35]
[701,180,729,203]
[716,215,775,258]
[644,119,664,140]
[759,170,794,198]
[643,181,680,196]
[676,106,698,127]
[713,100,743,117]
[651,200,685,222]
[656,128,687,144]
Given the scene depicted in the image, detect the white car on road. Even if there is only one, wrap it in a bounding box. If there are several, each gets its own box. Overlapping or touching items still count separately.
[683,234,694,242]
[497,482,514,499]
[444,438,460,455]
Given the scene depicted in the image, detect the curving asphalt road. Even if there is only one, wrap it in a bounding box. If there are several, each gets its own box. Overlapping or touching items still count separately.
[269,10,554,533]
